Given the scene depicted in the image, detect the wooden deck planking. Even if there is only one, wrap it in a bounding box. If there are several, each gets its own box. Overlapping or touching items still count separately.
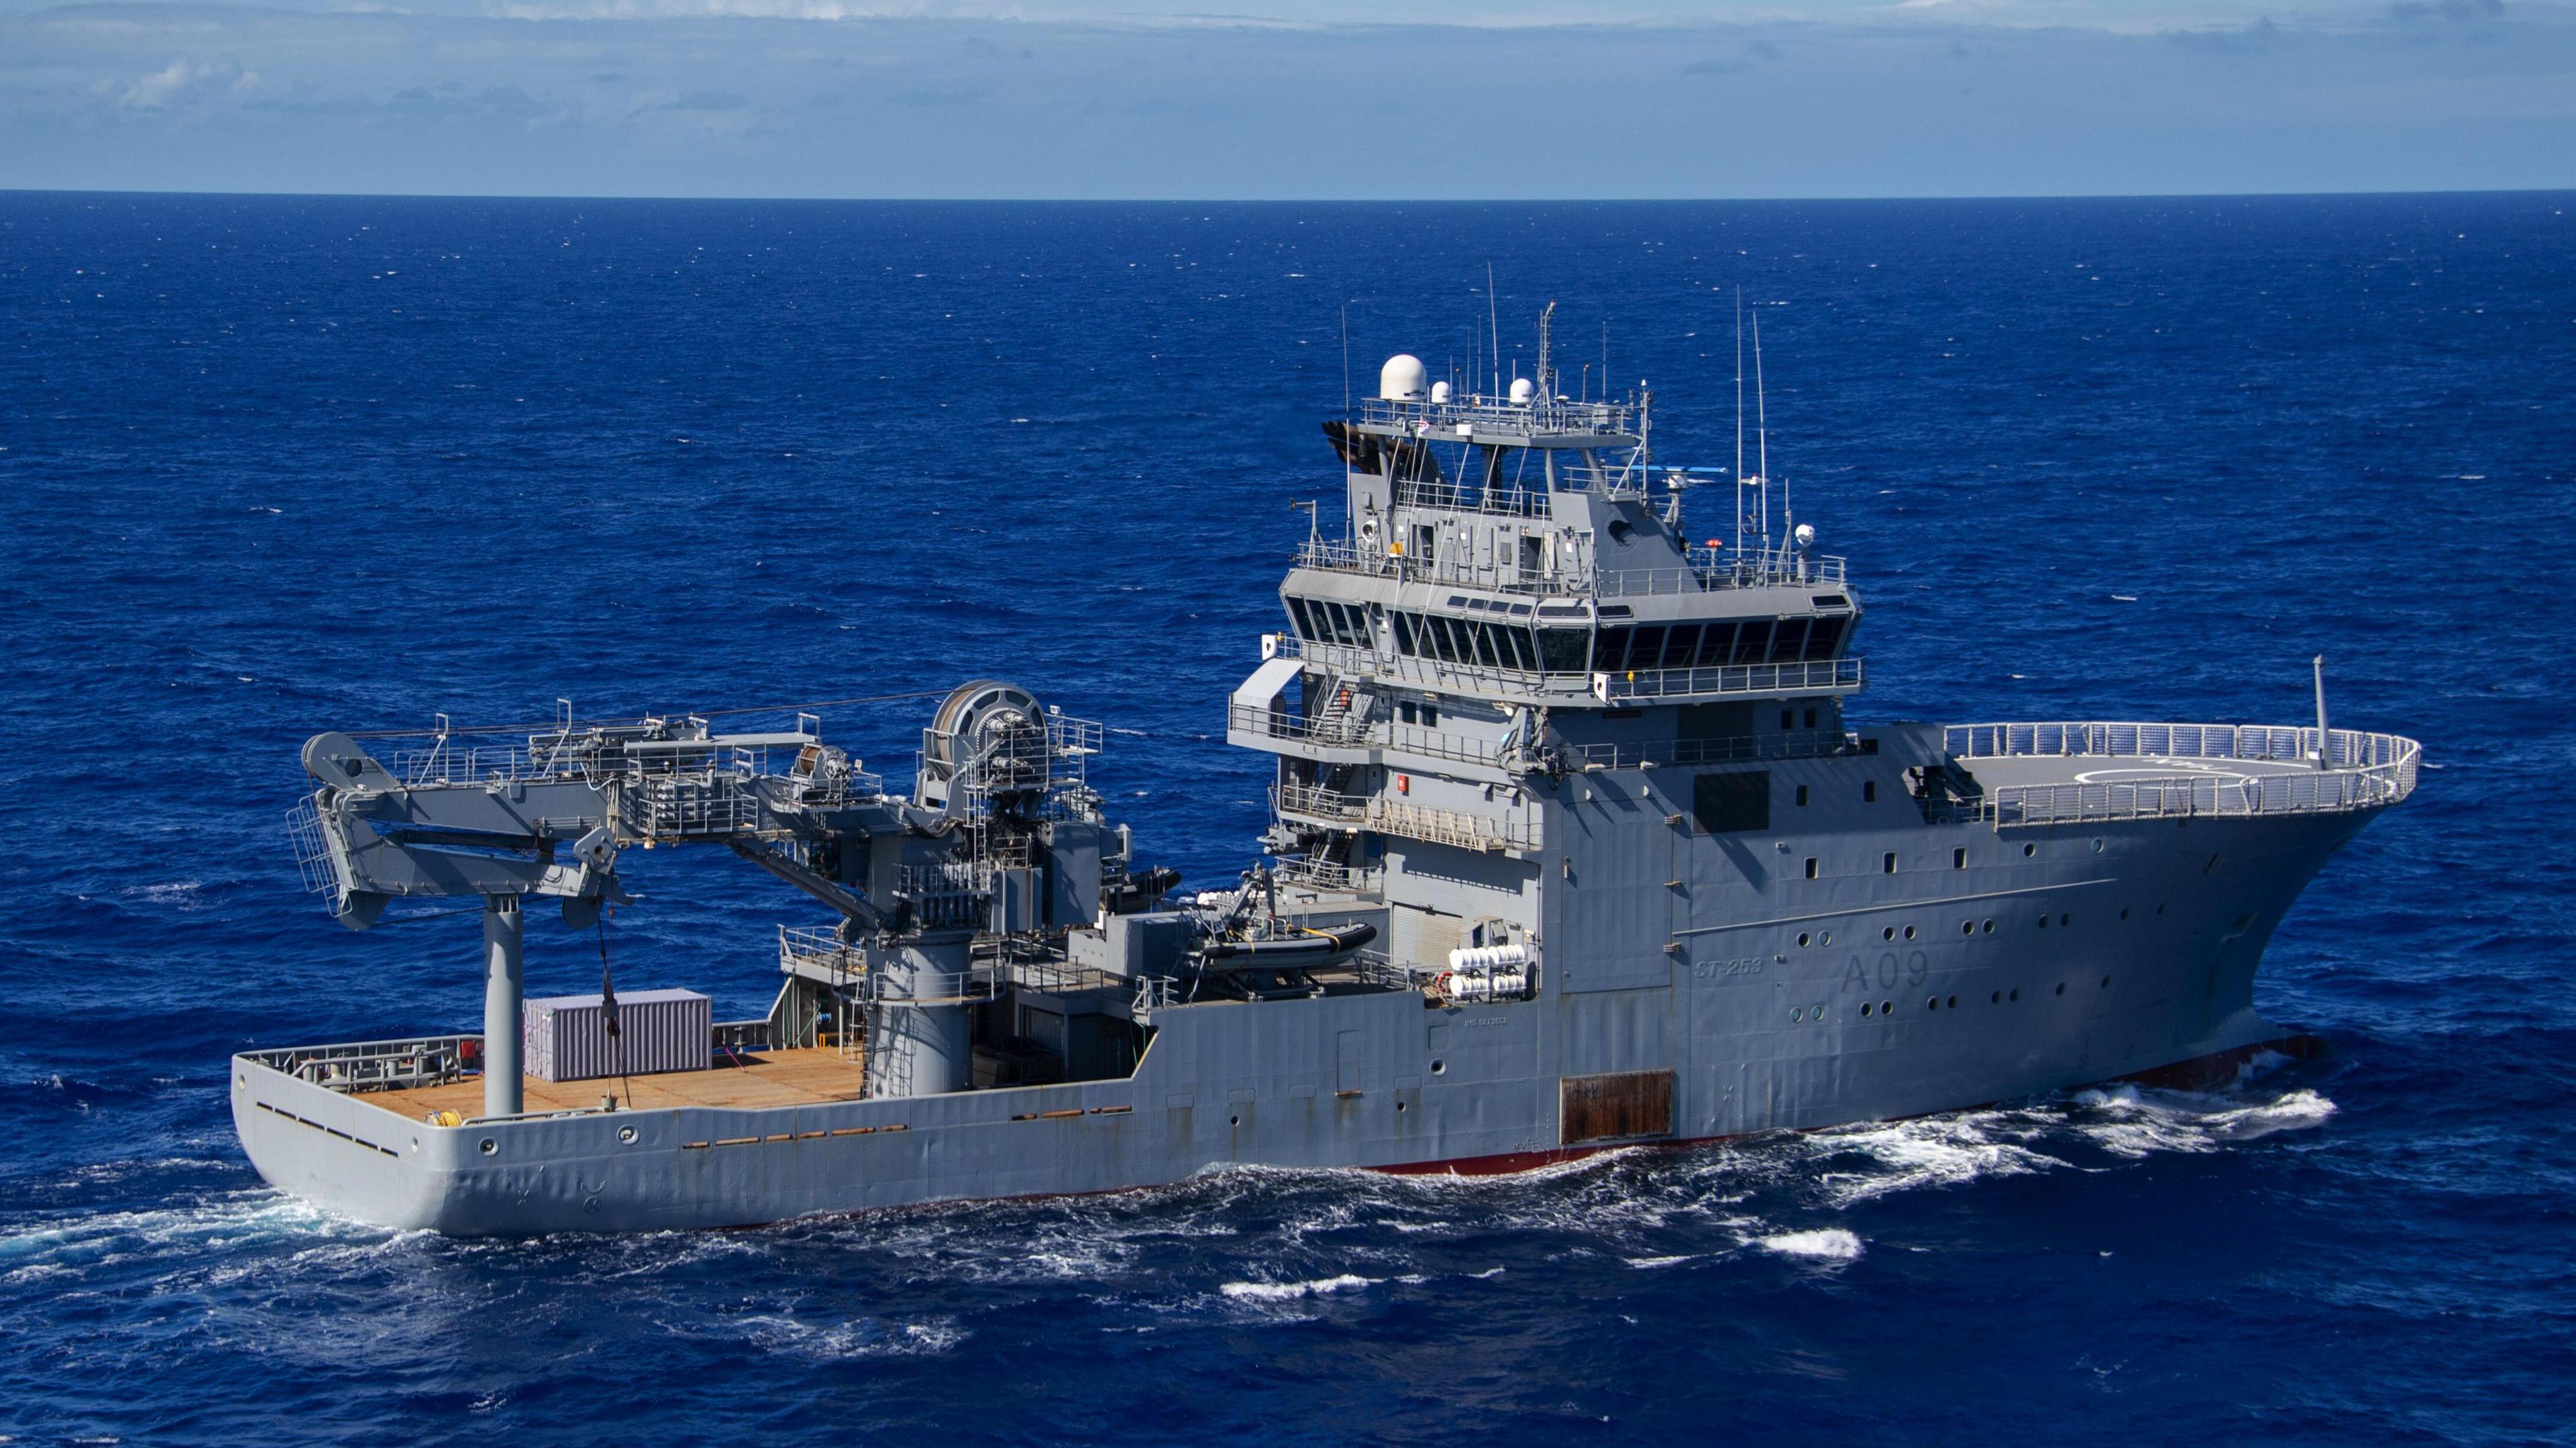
[360,1047,871,1121]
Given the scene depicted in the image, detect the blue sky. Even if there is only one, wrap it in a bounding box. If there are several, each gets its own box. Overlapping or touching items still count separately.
[1,0,2570,197]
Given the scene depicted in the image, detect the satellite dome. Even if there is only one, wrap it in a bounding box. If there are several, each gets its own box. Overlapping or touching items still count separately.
[1379,354,1428,402]
[1509,377,1535,406]
[1793,522,1817,551]
[1430,380,1452,405]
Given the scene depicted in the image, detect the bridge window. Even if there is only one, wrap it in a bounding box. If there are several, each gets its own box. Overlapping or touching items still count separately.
[1537,628,1589,674]
[1731,620,1775,665]
[1803,617,1850,660]
[1695,622,1740,667]
[1769,618,1812,662]
[1660,624,1702,669]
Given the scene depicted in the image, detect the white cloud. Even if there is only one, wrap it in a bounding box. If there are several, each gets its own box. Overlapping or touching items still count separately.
[112,57,256,109]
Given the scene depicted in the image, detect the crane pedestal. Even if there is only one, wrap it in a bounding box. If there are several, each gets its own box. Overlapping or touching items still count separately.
[483,895,525,1119]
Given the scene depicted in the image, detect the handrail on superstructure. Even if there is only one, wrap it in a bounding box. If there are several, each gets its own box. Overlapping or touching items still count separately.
[1351,394,1636,439]
[1289,539,1845,598]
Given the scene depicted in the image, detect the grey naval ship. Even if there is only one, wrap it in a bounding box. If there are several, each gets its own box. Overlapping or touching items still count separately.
[239,318,2420,1234]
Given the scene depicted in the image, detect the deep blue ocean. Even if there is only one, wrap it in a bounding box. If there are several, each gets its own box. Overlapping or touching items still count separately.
[2,192,2571,1445]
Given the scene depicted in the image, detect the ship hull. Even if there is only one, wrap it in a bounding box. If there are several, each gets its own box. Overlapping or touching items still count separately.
[233,805,2371,1235]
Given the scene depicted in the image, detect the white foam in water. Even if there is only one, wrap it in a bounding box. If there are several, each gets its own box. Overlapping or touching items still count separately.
[1810,1111,2067,1207]
[2072,1084,2337,1158]
[1758,1228,1864,1261]
[1219,1273,1375,1302]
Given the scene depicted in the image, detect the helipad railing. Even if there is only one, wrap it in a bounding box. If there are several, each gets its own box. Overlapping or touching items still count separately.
[1945,720,2422,828]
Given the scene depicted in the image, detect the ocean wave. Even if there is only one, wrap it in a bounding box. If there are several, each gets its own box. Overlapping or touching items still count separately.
[1756,1228,1864,1262]
[1219,1272,1376,1302]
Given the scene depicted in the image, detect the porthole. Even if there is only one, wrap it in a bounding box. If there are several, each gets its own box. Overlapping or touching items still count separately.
[2023,842,2037,858]
[2037,915,2048,930]
[2157,903,2167,915]
[2059,913,2072,927]
[1791,1008,1804,1022]
[1819,931,1833,946]
[1990,990,2001,1004]
[1902,925,1917,941]
[1430,1059,1447,1075]
[1861,1002,1874,1017]
[409,1137,421,1154]
[618,1125,639,1145]
[1947,995,1958,1008]
[235,1074,246,1089]
[2092,838,2104,853]
[1880,999,1893,1015]
[1230,1115,1241,1127]
[1982,919,1995,934]
[1926,996,1939,1011]
[479,1139,498,1156]
[2009,988,2020,1001]
[2055,983,2067,996]
[2100,975,2112,989]
[2120,907,2131,921]
[1961,921,1974,936]
[1882,926,1896,942]
[1396,1102,1407,1113]
[1798,932,1812,948]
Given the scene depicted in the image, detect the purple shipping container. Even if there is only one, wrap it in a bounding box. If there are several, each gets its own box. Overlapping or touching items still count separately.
[523,989,711,1082]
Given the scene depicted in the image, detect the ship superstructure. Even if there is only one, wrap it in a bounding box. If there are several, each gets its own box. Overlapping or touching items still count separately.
[233,315,2420,1234]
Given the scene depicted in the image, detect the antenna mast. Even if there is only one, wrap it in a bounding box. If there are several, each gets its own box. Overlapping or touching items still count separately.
[1487,262,1501,400]
[1733,290,1746,557]
[1536,300,1556,401]
[1752,302,1772,553]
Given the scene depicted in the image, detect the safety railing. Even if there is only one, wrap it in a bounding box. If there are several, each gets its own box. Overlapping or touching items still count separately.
[1944,721,2422,828]
[1132,976,1185,1013]
[621,772,760,839]
[1391,478,1554,518]
[1290,539,1846,599]
[1558,729,1860,773]
[779,924,864,979]
[863,969,998,1009]
[1275,856,1383,893]
[1230,702,1513,771]
[1367,797,1542,853]
[1273,782,1370,824]
[1596,656,1864,703]
[243,1035,476,1095]
[1353,394,1637,437]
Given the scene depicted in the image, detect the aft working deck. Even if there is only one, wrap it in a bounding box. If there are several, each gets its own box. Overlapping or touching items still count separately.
[351,1047,871,1121]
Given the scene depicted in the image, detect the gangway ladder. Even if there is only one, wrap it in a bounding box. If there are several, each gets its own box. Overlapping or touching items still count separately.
[1312,677,1366,745]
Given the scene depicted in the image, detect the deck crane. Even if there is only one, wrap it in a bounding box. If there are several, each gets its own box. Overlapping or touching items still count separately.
[289,683,1162,1117]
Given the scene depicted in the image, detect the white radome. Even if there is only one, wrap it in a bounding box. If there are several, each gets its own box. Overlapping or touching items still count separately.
[1379,354,1428,402]
[1794,522,1817,551]
[1509,377,1535,406]
[1430,380,1452,404]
